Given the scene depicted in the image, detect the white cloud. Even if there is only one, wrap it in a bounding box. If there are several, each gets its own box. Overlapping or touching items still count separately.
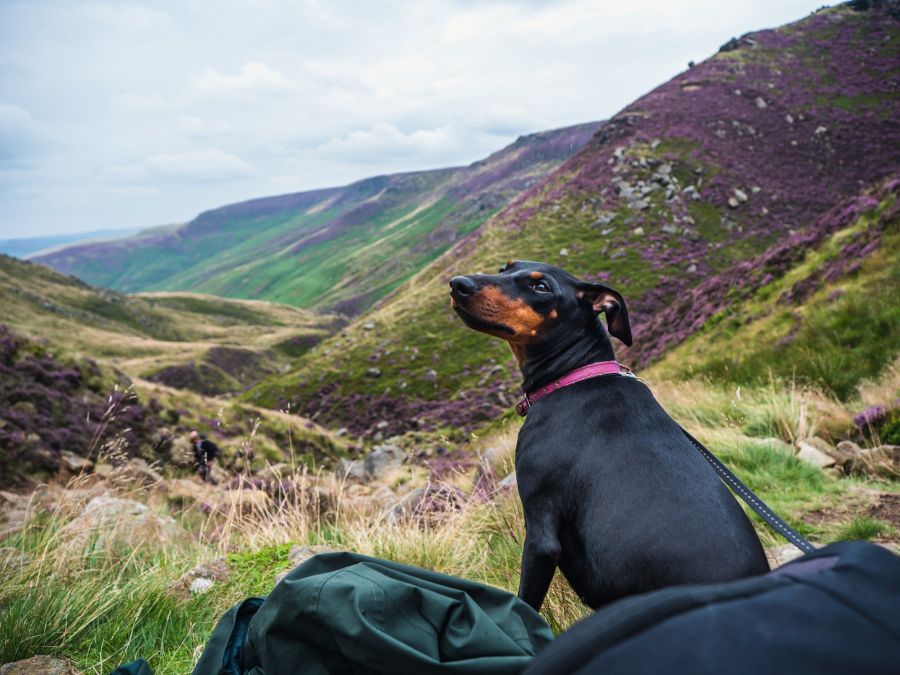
[110,92,171,113]
[0,102,44,161]
[316,123,460,161]
[0,0,825,237]
[192,62,297,99]
[106,148,257,182]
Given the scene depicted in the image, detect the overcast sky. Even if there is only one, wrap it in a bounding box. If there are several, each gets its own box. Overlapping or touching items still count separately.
[0,0,822,238]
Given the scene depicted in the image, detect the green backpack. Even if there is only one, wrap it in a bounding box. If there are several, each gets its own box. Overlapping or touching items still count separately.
[112,552,553,675]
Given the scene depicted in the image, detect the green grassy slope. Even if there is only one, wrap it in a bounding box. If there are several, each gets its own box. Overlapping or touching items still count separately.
[0,255,338,395]
[35,123,598,314]
[647,182,899,398]
[246,3,900,436]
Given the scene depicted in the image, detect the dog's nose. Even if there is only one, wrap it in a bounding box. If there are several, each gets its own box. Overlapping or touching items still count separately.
[449,275,478,296]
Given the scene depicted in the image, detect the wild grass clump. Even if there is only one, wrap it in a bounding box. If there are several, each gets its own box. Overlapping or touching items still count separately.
[836,516,892,542]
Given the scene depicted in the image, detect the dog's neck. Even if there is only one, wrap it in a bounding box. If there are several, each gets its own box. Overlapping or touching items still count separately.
[518,320,617,393]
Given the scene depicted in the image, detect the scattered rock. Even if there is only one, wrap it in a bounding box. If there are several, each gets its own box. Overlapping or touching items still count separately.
[755,96,768,109]
[424,368,438,381]
[836,440,863,455]
[0,655,80,675]
[113,458,162,486]
[365,367,382,378]
[58,452,93,475]
[796,439,837,469]
[661,223,679,235]
[336,458,367,482]
[632,226,645,236]
[382,487,428,523]
[93,464,114,479]
[168,558,230,599]
[363,444,406,479]
[766,543,805,569]
[815,125,828,135]
[727,197,740,209]
[275,544,339,584]
[843,445,899,479]
[559,248,569,256]
[363,322,375,331]
[59,496,186,554]
[163,478,212,505]
[687,263,698,273]
[733,188,749,203]
[216,489,271,513]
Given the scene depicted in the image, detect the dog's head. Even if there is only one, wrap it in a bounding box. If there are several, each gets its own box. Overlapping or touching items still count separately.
[449,260,631,363]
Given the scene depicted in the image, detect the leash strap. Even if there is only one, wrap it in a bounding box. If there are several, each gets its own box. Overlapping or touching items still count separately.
[680,427,816,554]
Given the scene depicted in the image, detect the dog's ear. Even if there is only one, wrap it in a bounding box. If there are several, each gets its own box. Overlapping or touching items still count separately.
[576,282,632,346]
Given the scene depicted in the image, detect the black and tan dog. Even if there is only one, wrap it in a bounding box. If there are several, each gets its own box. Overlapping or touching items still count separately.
[450,260,768,610]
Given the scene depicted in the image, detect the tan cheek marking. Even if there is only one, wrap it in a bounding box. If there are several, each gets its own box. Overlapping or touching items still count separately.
[549,309,558,320]
[471,285,544,342]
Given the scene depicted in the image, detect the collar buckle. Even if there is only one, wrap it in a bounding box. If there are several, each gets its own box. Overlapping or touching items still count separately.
[515,395,531,417]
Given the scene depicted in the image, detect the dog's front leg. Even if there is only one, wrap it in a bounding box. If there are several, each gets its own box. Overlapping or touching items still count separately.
[518,518,560,612]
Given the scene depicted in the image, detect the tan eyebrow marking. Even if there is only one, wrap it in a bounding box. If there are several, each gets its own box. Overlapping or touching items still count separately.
[530,271,544,279]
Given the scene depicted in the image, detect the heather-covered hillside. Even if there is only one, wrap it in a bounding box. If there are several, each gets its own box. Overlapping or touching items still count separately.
[247,2,900,436]
[35,123,597,315]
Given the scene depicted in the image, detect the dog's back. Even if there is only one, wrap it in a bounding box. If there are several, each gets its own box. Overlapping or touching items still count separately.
[516,375,769,608]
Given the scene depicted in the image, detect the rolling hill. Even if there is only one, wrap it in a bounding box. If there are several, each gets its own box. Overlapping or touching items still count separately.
[0,254,338,393]
[246,2,900,436]
[35,123,598,315]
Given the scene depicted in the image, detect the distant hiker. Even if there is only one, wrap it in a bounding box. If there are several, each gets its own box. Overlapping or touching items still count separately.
[190,430,220,484]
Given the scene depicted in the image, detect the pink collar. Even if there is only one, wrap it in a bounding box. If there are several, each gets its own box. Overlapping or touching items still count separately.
[515,360,631,416]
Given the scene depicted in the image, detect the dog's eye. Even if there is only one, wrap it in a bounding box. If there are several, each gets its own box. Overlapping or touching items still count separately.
[532,281,550,293]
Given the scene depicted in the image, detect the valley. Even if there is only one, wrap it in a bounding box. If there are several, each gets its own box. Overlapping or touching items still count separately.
[0,3,898,673]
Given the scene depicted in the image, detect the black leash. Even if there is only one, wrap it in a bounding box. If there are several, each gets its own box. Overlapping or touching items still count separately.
[680,427,816,554]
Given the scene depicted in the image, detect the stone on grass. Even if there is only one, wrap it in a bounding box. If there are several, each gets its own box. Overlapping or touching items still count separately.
[765,543,806,570]
[0,655,80,674]
[363,444,406,479]
[59,496,186,554]
[58,451,93,474]
[381,487,428,524]
[163,478,212,505]
[275,544,340,584]
[796,439,836,469]
[113,458,162,486]
[168,558,230,599]
[216,489,271,513]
